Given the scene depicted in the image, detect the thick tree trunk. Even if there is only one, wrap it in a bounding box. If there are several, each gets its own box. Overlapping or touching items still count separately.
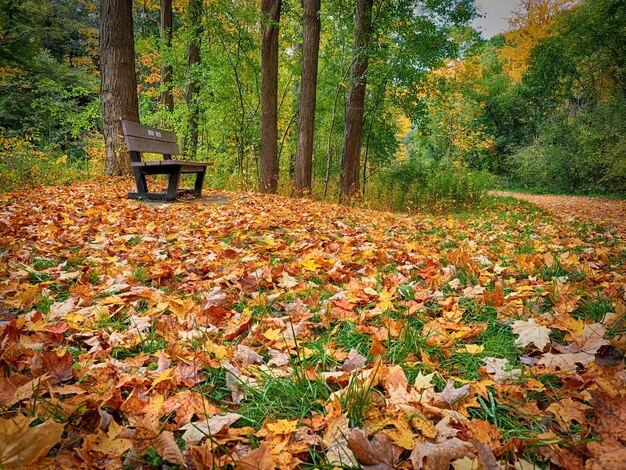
[339,0,373,204]
[293,0,321,197]
[183,0,202,158]
[160,0,174,113]
[99,0,140,176]
[259,0,281,194]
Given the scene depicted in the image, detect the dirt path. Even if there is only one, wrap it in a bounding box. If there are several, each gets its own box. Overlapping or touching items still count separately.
[492,191,626,235]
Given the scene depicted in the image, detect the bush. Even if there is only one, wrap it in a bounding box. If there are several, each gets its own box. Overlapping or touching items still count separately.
[368,157,493,212]
[0,131,102,192]
[507,104,626,196]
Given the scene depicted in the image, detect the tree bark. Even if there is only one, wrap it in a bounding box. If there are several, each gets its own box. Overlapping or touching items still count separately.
[99,0,140,176]
[160,0,174,113]
[259,0,281,194]
[183,0,202,158]
[293,0,321,197]
[339,0,373,204]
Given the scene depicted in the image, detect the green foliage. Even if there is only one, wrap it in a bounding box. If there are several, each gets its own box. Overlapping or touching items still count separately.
[368,155,493,212]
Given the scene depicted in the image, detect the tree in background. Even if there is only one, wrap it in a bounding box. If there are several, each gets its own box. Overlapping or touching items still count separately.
[293,0,321,197]
[500,0,575,82]
[259,0,282,193]
[182,0,203,159]
[160,0,174,113]
[339,0,373,204]
[99,0,139,176]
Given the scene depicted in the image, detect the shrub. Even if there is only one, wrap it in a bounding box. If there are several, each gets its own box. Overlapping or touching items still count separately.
[367,157,493,212]
[0,130,101,192]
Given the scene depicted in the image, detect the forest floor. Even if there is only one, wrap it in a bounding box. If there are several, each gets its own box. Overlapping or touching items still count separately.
[491,191,626,235]
[0,180,625,469]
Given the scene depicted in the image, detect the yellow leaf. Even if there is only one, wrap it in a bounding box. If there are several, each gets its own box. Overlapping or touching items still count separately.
[458,344,485,355]
[266,419,298,435]
[300,258,321,271]
[150,368,174,390]
[0,414,64,466]
[263,328,282,342]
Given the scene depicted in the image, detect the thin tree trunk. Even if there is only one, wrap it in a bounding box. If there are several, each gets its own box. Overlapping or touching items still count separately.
[99,0,140,176]
[182,0,202,158]
[293,0,321,197]
[339,0,373,204]
[259,0,281,193]
[160,0,174,113]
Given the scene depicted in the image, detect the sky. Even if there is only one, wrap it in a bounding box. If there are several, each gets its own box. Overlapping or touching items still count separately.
[471,0,520,38]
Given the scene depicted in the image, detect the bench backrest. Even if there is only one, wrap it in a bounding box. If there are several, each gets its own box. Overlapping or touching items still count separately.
[121,120,180,161]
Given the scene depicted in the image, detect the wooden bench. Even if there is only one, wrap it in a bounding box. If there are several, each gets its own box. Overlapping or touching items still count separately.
[121,120,208,201]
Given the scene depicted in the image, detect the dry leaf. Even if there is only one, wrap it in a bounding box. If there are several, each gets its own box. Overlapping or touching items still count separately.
[432,379,470,405]
[341,348,367,372]
[181,413,243,445]
[238,444,276,469]
[0,414,64,466]
[348,428,403,467]
[483,357,521,384]
[153,431,186,467]
[511,318,551,350]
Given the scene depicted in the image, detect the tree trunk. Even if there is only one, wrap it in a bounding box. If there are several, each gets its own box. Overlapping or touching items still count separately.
[99,0,140,176]
[259,0,281,194]
[183,0,202,158]
[160,0,174,113]
[293,0,321,197]
[339,0,373,204]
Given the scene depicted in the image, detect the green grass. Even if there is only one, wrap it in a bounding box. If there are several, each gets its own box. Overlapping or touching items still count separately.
[236,371,329,429]
[574,295,613,322]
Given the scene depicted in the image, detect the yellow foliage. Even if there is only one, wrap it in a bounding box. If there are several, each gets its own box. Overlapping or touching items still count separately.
[500,0,576,82]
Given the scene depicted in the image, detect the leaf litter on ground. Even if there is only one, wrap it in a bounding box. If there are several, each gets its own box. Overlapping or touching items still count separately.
[0,180,625,469]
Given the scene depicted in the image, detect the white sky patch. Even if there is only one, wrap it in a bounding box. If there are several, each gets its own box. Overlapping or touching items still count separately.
[471,0,519,38]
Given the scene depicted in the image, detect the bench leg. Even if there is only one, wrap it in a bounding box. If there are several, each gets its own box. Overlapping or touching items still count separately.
[132,168,148,195]
[166,167,181,201]
[194,170,205,196]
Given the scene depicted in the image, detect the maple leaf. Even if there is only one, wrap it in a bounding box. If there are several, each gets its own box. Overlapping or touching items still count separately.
[431,379,470,405]
[410,416,474,470]
[546,398,591,427]
[340,348,367,372]
[181,413,243,445]
[0,414,64,466]
[511,318,551,350]
[347,428,403,467]
[483,357,521,384]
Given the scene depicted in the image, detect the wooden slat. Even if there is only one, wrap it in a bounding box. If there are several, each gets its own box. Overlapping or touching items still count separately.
[131,161,209,168]
[124,135,180,155]
[122,120,177,143]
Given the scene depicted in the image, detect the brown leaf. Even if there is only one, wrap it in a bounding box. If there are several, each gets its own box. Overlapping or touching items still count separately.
[410,437,474,470]
[511,318,551,350]
[153,431,186,467]
[238,445,276,469]
[181,413,243,445]
[233,344,263,365]
[0,414,64,467]
[42,350,74,383]
[341,348,367,372]
[348,428,403,467]
[432,379,470,405]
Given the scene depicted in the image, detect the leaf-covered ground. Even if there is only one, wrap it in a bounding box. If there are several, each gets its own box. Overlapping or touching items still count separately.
[0,181,625,469]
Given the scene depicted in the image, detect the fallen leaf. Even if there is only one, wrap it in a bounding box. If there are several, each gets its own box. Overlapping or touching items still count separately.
[483,357,521,384]
[348,428,403,467]
[0,414,64,466]
[238,444,276,469]
[341,348,367,372]
[181,413,243,445]
[153,431,186,467]
[511,318,551,350]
